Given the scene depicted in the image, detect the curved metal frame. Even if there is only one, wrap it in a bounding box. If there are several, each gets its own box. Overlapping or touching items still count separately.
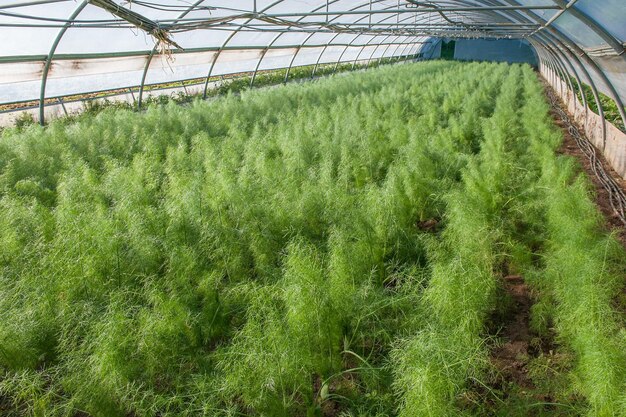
[15,0,626,130]
[504,0,625,127]
[136,0,206,109]
[38,0,90,125]
[257,0,420,87]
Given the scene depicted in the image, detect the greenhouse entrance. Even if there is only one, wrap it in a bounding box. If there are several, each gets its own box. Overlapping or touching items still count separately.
[441,40,456,60]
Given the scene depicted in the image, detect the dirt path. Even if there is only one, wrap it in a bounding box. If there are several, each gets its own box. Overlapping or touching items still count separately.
[475,274,578,416]
[490,275,535,393]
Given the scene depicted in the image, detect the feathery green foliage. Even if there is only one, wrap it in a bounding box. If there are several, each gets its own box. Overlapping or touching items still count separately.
[1,61,624,417]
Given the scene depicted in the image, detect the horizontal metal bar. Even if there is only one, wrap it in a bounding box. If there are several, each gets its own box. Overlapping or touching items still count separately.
[0,21,540,29]
[1,56,409,109]
[0,0,70,9]
[0,41,429,64]
[261,6,560,17]
[245,22,539,27]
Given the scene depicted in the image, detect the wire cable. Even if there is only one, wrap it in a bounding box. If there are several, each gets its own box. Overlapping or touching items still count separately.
[546,86,626,227]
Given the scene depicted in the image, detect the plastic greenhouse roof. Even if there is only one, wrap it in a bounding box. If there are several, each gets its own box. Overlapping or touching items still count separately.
[0,0,624,126]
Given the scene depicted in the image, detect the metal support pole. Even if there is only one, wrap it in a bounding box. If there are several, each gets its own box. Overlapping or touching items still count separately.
[137,0,205,109]
[39,0,90,125]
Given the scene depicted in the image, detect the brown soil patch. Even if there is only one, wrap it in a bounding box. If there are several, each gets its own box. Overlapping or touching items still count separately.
[416,218,442,232]
[490,275,535,390]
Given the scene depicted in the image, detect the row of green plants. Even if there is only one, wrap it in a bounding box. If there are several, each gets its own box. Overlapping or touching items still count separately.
[520,71,626,416]
[393,62,626,417]
[0,61,624,416]
[10,56,413,130]
[393,64,539,416]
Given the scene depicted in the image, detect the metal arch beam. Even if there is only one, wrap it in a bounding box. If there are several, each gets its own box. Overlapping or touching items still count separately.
[333,33,366,73]
[540,32,608,128]
[406,40,424,60]
[352,34,393,69]
[544,53,561,93]
[286,0,374,82]
[30,2,624,105]
[405,41,421,60]
[537,0,624,57]
[428,1,596,115]
[535,36,587,108]
[543,39,608,146]
[547,58,565,96]
[397,37,419,61]
[19,0,626,122]
[391,37,413,62]
[546,49,574,103]
[381,0,532,39]
[282,0,409,83]
[538,35,622,133]
[39,0,90,125]
[257,0,420,87]
[463,0,583,92]
[398,36,420,61]
[249,0,346,87]
[530,34,608,145]
[365,33,402,68]
[398,42,414,62]
[381,35,428,63]
[535,34,587,108]
[137,0,206,109]
[383,36,410,63]
[540,41,576,96]
[393,35,419,62]
[526,0,626,133]
[436,0,532,28]
[484,0,607,124]
[497,0,626,127]
[332,8,431,74]
[372,32,428,66]
[334,2,494,70]
[264,0,358,84]
[421,0,520,23]
[367,35,399,67]
[352,34,388,69]
[311,32,344,77]
[457,0,625,128]
[302,0,426,78]
[249,37,293,87]
[283,43,305,83]
[201,0,287,99]
[204,0,395,94]
[333,35,419,73]
[311,3,446,78]
[547,47,574,98]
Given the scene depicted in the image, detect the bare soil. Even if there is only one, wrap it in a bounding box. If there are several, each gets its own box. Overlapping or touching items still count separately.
[490,275,535,391]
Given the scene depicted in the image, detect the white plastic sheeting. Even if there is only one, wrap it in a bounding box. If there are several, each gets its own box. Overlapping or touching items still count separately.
[0,0,624,128]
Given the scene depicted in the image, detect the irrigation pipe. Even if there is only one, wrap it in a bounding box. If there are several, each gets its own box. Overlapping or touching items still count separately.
[546,87,626,227]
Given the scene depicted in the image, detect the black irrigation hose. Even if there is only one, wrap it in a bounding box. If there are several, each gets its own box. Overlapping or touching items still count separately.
[546,87,626,227]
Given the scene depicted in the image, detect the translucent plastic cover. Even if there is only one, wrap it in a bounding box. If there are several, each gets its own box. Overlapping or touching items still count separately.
[0,0,623,128]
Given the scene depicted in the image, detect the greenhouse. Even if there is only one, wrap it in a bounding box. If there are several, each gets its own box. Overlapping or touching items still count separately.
[0,1,625,416]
